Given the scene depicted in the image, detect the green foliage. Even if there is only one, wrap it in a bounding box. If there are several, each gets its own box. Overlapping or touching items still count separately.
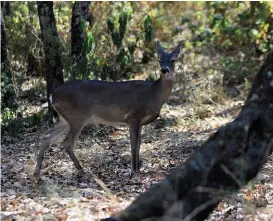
[73,18,95,80]
[5,2,271,82]
[86,32,94,57]
[189,2,272,54]
[106,11,136,80]
[1,109,47,136]
[179,2,273,86]
[1,62,17,110]
[4,2,41,67]
[107,18,121,49]
[144,15,154,42]
[107,11,128,49]
[119,12,128,41]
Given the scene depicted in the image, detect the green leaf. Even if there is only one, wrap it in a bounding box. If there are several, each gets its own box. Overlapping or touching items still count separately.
[86,32,94,55]
[249,29,259,38]
[119,11,128,40]
[144,15,155,42]
[107,18,115,33]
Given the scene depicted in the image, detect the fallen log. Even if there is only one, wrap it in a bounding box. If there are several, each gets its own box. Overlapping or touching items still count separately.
[102,52,273,221]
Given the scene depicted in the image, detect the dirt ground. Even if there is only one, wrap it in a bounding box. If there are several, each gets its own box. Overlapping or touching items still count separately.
[1,88,273,221]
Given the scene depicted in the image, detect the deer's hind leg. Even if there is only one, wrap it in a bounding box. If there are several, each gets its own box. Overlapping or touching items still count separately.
[62,117,88,178]
[34,117,69,179]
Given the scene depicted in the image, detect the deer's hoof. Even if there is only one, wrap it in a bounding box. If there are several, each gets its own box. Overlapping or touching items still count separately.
[130,171,140,179]
[77,170,88,182]
[78,169,85,177]
[34,170,41,180]
[33,172,44,184]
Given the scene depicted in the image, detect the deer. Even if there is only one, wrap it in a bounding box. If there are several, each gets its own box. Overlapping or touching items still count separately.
[34,40,183,180]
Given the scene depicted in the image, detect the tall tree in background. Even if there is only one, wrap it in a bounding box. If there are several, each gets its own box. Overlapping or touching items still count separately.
[37,1,64,121]
[1,8,16,109]
[71,1,90,79]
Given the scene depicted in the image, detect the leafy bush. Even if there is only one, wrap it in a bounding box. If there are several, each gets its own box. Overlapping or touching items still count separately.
[180,2,273,86]
[1,109,48,136]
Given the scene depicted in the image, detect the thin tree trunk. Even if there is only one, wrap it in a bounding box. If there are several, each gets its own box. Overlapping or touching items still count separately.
[71,1,90,79]
[1,2,11,16]
[1,9,16,109]
[37,1,64,121]
[1,10,9,74]
[102,52,273,221]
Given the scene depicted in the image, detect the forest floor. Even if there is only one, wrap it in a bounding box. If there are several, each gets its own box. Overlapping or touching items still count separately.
[1,92,273,221]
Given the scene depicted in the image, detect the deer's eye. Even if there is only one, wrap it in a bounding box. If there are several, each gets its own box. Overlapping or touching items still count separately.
[170,59,175,63]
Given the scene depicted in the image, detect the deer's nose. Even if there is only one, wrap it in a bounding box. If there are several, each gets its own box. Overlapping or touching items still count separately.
[161,67,170,74]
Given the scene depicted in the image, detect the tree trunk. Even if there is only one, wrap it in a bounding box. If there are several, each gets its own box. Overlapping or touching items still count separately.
[1,9,9,74]
[102,52,273,221]
[71,1,90,79]
[1,9,16,110]
[37,1,64,121]
[1,2,11,16]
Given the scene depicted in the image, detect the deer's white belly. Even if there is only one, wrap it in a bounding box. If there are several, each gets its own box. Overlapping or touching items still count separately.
[141,112,159,124]
[88,115,127,127]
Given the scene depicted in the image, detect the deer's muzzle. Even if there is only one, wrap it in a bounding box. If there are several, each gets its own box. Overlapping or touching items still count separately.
[161,67,170,74]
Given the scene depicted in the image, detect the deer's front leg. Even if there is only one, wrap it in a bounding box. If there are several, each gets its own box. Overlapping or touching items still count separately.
[129,120,142,178]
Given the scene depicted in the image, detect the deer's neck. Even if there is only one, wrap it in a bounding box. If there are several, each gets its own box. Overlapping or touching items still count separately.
[154,77,174,105]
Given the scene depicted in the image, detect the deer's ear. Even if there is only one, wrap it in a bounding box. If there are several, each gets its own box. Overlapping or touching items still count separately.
[156,40,165,58]
[170,41,184,61]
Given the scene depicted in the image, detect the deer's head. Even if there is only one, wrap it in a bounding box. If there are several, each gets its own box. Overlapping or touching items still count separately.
[156,40,183,80]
